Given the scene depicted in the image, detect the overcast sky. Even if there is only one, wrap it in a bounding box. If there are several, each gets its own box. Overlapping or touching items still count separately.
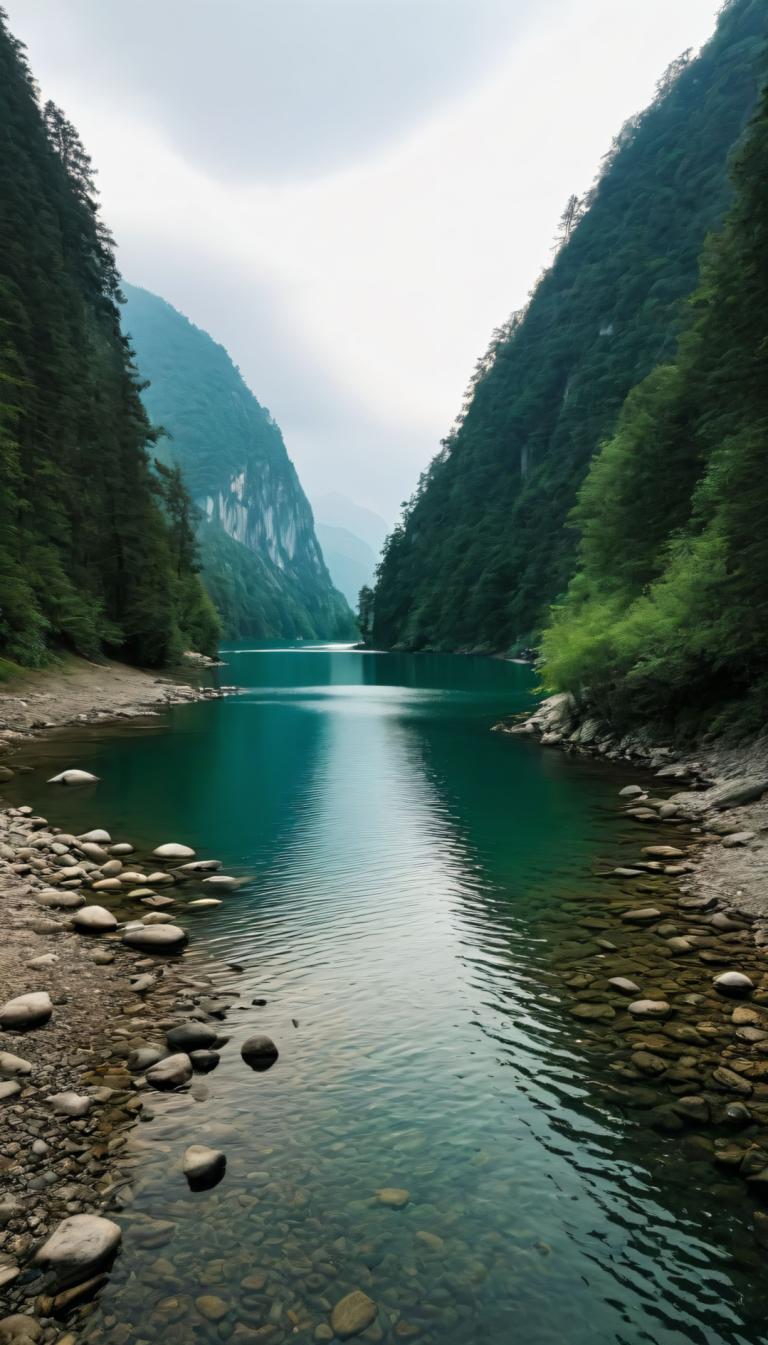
[8,0,721,523]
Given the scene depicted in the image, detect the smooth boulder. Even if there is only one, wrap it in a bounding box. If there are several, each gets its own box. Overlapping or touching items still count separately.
[166,1022,219,1053]
[240,1034,279,1070]
[35,1214,121,1287]
[73,905,118,934]
[146,1053,193,1090]
[182,1144,226,1190]
[122,925,188,953]
[153,843,196,861]
[0,992,52,1031]
[714,971,754,998]
[47,770,99,786]
[78,829,111,843]
[202,875,240,891]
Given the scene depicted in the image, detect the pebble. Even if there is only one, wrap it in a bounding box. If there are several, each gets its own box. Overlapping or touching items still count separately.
[608,977,640,995]
[195,1295,229,1322]
[46,769,99,785]
[122,924,188,951]
[48,1091,92,1117]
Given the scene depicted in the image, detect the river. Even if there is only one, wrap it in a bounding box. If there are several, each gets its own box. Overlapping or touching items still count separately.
[14,644,768,1344]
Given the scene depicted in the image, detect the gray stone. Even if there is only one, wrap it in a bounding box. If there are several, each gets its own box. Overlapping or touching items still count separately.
[35,1213,121,1286]
[127,1046,165,1071]
[0,1081,20,1102]
[240,1034,279,1069]
[202,875,240,891]
[182,1144,226,1188]
[78,829,111,843]
[48,1092,92,1118]
[153,842,196,860]
[72,905,118,934]
[0,1051,33,1077]
[0,992,52,1030]
[608,977,641,995]
[722,831,756,848]
[166,1022,219,1052]
[122,924,188,952]
[619,785,645,797]
[629,999,671,1018]
[146,1053,193,1090]
[176,859,222,875]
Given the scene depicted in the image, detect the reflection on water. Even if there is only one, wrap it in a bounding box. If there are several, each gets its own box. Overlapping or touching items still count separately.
[15,646,768,1343]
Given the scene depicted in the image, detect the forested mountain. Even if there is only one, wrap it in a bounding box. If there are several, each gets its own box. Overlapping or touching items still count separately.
[542,78,768,735]
[0,11,218,667]
[372,0,767,655]
[121,285,355,642]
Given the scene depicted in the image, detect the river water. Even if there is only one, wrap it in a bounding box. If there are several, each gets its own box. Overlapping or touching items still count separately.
[15,645,768,1344]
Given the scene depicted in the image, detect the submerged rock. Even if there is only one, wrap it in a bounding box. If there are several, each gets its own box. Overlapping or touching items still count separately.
[629,999,671,1018]
[182,1144,226,1189]
[375,1187,410,1208]
[330,1291,377,1339]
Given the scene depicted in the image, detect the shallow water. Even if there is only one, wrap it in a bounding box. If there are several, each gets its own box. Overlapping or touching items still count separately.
[15,645,768,1343]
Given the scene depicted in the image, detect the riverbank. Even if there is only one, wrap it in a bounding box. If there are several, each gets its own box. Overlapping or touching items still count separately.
[0,654,227,739]
[0,660,245,1335]
[497,693,768,929]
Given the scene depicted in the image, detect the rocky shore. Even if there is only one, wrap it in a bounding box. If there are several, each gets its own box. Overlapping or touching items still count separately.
[498,693,768,1249]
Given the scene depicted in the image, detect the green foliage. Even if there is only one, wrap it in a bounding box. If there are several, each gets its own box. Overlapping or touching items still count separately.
[0,11,217,667]
[542,78,768,734]
[372,0,767,654]
[121,284,355,642]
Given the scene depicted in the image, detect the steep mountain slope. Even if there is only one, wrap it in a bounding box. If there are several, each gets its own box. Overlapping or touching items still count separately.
[121,285,354,641]
[542,79,768,735]
[372,0,767,653]
[315,523,377,607]
[0,14,217,667]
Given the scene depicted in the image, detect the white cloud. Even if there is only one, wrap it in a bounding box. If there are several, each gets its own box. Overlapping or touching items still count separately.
[6,0,722,518]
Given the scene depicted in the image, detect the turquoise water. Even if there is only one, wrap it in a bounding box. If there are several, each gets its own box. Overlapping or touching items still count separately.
[17,646,768,1343]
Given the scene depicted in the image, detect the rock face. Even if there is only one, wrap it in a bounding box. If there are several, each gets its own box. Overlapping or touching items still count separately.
[73,905,118,934]
[240,1035,279,1070]
[0,992,52,1031]
[182,1144,226,1189]
[122,282,354,643]
[146,1053,193,1090]
[46,769,99,786]
[330,1291,377,1339]
[122,924,188,952]
[35,1213,121,1286]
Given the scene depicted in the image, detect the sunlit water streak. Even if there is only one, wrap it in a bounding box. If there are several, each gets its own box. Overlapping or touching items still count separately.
[14,645,768,1344]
